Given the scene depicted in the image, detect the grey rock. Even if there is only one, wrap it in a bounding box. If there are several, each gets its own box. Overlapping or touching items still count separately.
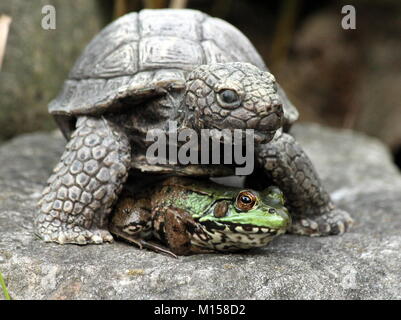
[0,123,400,299]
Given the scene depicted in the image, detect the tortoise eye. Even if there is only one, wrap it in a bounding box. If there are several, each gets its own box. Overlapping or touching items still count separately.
[217,89,240,107]
[235,191,257,211]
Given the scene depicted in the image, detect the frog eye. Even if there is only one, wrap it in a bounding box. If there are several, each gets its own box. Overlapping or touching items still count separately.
[217,89,241,108]
[235,191,257,211]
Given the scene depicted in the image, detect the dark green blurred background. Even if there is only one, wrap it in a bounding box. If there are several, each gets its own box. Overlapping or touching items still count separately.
[0,0,400,165]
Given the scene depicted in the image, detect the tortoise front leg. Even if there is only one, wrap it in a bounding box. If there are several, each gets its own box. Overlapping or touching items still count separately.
[35,116,131,244]
[255,131,354,236]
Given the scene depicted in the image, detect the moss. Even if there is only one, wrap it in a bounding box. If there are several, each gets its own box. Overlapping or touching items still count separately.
[0,271,11,300]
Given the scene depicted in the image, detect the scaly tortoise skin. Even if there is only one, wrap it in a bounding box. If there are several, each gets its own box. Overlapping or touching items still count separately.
[35,9,353,245]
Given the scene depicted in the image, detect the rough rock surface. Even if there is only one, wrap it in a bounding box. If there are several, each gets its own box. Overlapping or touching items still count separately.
[0,124,400,299]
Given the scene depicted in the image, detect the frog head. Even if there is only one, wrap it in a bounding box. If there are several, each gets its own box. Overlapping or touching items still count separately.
[191,186,291,250]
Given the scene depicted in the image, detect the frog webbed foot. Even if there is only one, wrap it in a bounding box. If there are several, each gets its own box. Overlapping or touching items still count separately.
[289,208,354,236]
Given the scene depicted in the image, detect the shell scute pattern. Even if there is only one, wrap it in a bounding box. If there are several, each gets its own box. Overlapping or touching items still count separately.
[138,36,204,70]
[201,17,265,69]
[70,12,140,79]
[49,9,271,116]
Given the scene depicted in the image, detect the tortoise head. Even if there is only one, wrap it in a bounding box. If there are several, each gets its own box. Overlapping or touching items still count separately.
[184,62,283,143]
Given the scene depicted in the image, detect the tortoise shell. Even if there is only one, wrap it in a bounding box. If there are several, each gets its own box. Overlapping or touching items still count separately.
[49,9,298,126]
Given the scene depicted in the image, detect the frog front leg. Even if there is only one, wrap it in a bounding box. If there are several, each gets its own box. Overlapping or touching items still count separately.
[255,131,354,236]
[154,207,215,256]
[35,116,131,244]
[110,197,179,258]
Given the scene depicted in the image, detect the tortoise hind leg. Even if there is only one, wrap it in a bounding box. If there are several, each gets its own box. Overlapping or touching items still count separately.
[35,116,131,244]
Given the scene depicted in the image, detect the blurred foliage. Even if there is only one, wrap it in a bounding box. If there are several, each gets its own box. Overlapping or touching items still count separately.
[0,0,400,163]
[0,0,111,141]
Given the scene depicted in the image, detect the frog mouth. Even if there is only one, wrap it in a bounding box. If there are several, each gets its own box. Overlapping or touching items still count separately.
[200,220,284,236]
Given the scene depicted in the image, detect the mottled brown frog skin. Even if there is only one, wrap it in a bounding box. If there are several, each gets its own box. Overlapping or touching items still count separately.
[109,177,290,257]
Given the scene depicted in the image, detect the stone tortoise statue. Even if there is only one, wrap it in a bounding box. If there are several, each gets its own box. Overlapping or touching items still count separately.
[35,9,353,244]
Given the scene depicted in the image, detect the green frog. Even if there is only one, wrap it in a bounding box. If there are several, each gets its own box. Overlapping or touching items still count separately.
[109,177,291,257]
